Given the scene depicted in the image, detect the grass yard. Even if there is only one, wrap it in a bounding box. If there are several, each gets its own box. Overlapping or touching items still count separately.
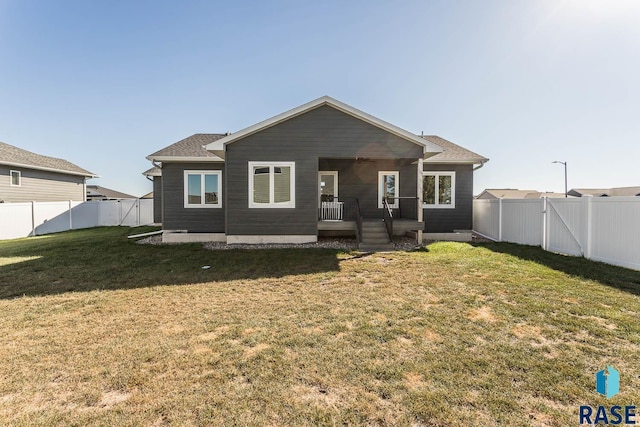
[1,227,639,426]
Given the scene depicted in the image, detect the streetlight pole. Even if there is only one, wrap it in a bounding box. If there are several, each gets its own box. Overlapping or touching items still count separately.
[552,161,568,198]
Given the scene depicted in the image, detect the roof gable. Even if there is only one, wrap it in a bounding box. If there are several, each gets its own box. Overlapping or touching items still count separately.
[0,141,96,177]
[421,135,488,164]
[147,134,225,161]
[205,96,444,156]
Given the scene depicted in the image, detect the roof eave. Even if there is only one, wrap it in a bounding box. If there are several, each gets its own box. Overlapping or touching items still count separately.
[145,156,224,163]
[0,160,97,178]
[424,158,489,165]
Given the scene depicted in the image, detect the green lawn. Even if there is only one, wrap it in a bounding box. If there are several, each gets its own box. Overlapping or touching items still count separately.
[1,227,639,426]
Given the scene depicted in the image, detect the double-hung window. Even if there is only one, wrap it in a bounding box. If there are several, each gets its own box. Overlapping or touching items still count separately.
[184,170,222,208]
[249,162,295,208]
[10,170,21,186]
[423,171,455,208]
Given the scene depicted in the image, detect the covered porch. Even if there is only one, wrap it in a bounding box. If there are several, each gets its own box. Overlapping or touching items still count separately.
[317,158,424,244]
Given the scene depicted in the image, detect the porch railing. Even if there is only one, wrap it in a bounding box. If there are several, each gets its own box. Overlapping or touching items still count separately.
[382,198,394,241]
[319,197,362,243]
[388,196,420,220]
[355,198,363,244]
[320,201,344,221]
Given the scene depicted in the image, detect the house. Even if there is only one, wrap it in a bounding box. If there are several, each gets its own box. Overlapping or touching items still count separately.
[568,187,640,197]
[86,185,135,201]
[476,189,568,199]
[146,96,488,247]
[0,141,96,203]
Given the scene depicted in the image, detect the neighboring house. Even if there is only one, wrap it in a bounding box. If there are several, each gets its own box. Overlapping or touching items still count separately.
[143,166,162,224]
[86,185,135,201]
[141,191,153,199]
[146,96,488,246]
[568,187,640,197]
[0,141,96,203]
[476,189,568,199]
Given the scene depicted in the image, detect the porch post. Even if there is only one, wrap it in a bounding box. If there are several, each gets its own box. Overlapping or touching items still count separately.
[417,158,423,244]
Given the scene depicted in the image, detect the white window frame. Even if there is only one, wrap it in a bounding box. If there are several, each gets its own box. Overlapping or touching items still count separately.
[248,161,296,208]
[10,170,21,187]
[318,171,338,207]
[378,171,399,209]
[183,170,222,208]
[422,171,456,209]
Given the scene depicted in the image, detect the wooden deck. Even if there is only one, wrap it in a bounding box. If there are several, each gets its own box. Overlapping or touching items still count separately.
[318,219,422,235]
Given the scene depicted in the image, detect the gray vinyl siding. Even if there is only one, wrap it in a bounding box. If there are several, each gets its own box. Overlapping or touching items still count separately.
[225,105,423,235]
[423,164,474,232]
[319,159,417,219]
[153,176,162,224]
[161,162,224,232]
[0,166,85,203]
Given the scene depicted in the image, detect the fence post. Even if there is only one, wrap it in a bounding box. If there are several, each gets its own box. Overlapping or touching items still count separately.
[416,158,423,245]
[541,197,547,251]
[31,201,36,237]
[498,198,503,242]
[583,195,593,259]
[69,200,73,230]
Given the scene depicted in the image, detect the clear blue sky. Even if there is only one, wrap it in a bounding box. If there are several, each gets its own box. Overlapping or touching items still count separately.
[1,0,638,197]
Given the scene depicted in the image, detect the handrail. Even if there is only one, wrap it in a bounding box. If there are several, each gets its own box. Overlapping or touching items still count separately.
[385,196,419,220]
[382,197,393,241]
[355,197,363,243]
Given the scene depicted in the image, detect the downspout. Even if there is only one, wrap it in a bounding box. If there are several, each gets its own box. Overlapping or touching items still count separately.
[473,160,487,171]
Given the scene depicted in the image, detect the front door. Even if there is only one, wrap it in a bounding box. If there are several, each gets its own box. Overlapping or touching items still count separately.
[318,171,338,206]
[318,171,341,221]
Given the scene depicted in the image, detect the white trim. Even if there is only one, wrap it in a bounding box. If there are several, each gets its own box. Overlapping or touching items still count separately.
[163,232,226,243]
[424,159,486,164]
[9,170,21,187]
[378,171,399,209]
[422,171,456,209]
[248,161,295,208]
[183,170,222,208]
[205,96,444,155]
[227,235,317,244]
[318,171,338,207]
[145,156,224,163]
[0,161,96,178]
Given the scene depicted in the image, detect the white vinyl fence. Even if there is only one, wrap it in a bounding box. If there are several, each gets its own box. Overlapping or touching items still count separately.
[473,197,640,271]
[0,199,154,240]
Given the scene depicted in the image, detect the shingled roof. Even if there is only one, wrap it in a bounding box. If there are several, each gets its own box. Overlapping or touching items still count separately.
[421,135,488,164]
[569,187,640,197]
[0,141,96,177]
[142,166,161,177]
[86,185,135,200]
[147,134,226,161]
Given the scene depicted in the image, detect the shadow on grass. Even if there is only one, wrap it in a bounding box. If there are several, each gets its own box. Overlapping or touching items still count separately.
[475,241,640,296]
[0,227,348,299]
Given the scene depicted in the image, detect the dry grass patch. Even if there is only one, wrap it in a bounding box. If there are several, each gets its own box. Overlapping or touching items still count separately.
[0,228,639,425]
[468,305,500,323]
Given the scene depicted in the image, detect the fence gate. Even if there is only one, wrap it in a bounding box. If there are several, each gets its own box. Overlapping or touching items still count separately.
[545,198,585,257]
